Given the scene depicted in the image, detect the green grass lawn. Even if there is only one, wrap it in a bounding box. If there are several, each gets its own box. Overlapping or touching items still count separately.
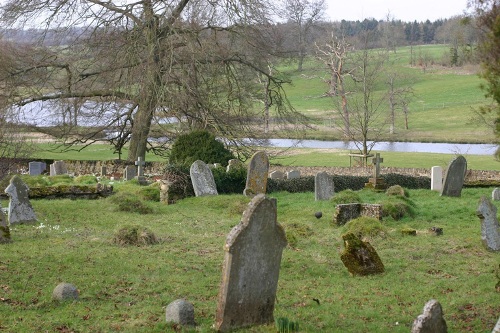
[0,184,498,332]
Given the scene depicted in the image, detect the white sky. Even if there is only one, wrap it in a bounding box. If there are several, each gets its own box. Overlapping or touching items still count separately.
[325,0,470,22]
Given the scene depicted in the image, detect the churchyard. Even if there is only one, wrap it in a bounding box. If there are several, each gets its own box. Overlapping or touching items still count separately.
[0,154,499,332]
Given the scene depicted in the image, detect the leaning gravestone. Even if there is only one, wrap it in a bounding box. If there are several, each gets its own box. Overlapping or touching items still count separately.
[493,188,500,201]
[340,233,384,276]
[190,160,218,197]
[0,202,11,243]
[215,194,287,332]
[50,160,68,176]
[165,299,196,327]
[29,161,46,176]
[4,175,37,225]
[476,196,500,252]
[243,151,269,197]
[315,171,334,201]
[440,155,467,197]
[431,166,443,192]
[411,299,448,333]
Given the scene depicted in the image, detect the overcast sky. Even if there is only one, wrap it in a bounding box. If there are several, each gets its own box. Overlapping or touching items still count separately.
[325,0,469,22]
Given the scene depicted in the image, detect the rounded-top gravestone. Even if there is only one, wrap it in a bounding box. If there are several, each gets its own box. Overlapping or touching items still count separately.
[165,299,196,326]
[53,282,79,301]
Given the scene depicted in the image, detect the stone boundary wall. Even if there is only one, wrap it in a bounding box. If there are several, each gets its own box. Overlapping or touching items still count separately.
[333,203,383,226]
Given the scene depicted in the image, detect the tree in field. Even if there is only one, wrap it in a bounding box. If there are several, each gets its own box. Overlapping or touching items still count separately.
[386,70,415,133]
[468,0,500,157]
[0,0,306,162]
[280,0,326,71]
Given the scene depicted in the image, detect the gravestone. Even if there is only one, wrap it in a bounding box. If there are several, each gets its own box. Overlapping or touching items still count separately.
[476,196,500,252]
[226,159,244,172]
[100,166,107,176]
[0,202,11,243]
[124,165,136,181]
[52,282,79,301]
[190,160,218,197]
[215,194,287,332]
[493,316,500,333]
[431,166,443,192]
[440,155,467,197]
[286,170,300,179]
[134,157,147,184]
[315,171,334,201]
[411,299,447,333]
[4,175,37,225]
[365,153,386,190]
[165,299,196,326]
[243,151,269,197]
[29,161,45,176]
[50,160,68,176]
[493,188,500,201]
[269,170,284,180]
[340,233,384,276]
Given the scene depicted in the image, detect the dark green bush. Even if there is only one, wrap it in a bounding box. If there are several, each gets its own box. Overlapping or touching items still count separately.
[169,130,235,167]
[383,173,430,189]
[267,176,315,193]
[212,166,247,194]
[331,189,362,205]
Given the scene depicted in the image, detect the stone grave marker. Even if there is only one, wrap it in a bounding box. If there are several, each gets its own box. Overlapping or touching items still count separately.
[476,196,500,252]
[4,175,37,225]
[411,299,447,333]
[493,188,500,201]
[165,299,196,326]
[0,202,11,243]
[190,160,218,197]
[340,233,384,276]
[100,165,107,177]
[243,151,269,197]
[286,170,300,179]
[50,160,68,176]
[431,166,443,192]
[124,165,136,181]
[315,171,334,201]
[365,153,386,190]
[215,194,287,332]
[29,161,46,176]
[493,316,500,333]
[269,170,284,180]
[440,155,467,197]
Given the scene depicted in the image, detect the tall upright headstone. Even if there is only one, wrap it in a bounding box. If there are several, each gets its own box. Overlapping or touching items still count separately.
[411,299,448,333]
[190,160,218,197]
[4,175,37,225]
[440,155,467,197]
[315,171,334,201]
[243,151,269,197]
[215,194,287,332]
[476,196,500,252]
[431,166,443,192]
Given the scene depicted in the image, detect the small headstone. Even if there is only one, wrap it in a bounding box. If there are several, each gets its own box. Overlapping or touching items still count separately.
[476,196,500,252]
[493,188,500,201]
[29,161,45,176]
[4,175,37,225]
[269,170,284,180]
[100,165,107,176]
[124,165,136,181]
[286,170,300,179]
[52,282,79,301]
[226,159,244,172]
[165,299,196,326]
[190,160,218,197]
[215,194,287,332]
[340,233,384,276]
[50,160,68,176]
[243,151,269,197]
[411,299,447,333]
[431,166,443,192]
[441,155,467,197]
[315,172,334,201]
[0,202,11,243]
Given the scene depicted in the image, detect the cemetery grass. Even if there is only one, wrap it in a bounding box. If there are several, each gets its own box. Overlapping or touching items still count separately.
[1,185,499,332]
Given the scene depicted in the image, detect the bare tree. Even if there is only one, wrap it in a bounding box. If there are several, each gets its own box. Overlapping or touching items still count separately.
[386,71,415,134]
[0,0,306,162]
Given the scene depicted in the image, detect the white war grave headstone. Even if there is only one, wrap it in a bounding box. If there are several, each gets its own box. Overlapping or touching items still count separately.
[190,160,218,197]
[4,175,37,225]
[476,196,500,252]
[243,151,269,197]
[215,194,287,332]
[315,171,334,201]
[440,155,467,197]
[431,166,443,192]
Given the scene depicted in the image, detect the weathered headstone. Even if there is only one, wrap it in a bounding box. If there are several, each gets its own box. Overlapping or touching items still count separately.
[52,282,79,301]
[29,161,45,176]
[476,196,500,252]
[165,299,196,326]
[493,188,500,201]
[315,171,334,201]
[190,160,218,197]
[441,155,467,197]
[365,153,386,190]
[431,166,443,192]
[243,151,269,197]
[50,160,68,176]
[492,316,500,333]
[215,194,287,332]
[286,170,300,179]
[269,170,284,180]
[411,299,447,333]
[340,233,384,276]
[0,202,11,243]
[124,165,136,181]
[4,175,37,225]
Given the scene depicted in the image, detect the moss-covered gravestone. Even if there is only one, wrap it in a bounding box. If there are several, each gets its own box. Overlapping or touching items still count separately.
[4,175,37,225]
[340,233,384,276]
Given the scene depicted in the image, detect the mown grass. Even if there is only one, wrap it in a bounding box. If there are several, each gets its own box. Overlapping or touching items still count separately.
[0,184,498,332]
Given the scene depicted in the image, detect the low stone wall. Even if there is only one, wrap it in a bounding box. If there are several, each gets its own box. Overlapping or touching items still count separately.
[333,203,383,226]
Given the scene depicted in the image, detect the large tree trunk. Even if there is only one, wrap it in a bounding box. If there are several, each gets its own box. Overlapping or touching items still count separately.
[127,102,154,161]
